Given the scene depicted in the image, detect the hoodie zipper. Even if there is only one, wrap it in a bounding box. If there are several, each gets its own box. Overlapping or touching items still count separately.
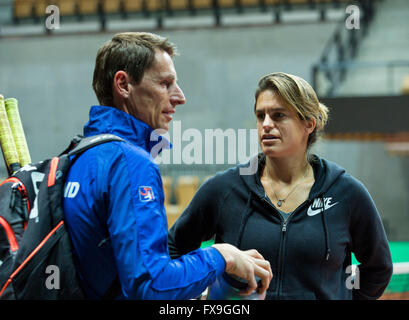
[278,213,294,298]
[263,195,310,299]
[262,196,290,299]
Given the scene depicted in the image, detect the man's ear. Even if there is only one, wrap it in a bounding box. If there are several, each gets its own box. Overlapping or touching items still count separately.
[113,70,131,99]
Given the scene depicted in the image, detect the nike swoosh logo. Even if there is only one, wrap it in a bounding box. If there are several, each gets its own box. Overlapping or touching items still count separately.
[307,202,339,216]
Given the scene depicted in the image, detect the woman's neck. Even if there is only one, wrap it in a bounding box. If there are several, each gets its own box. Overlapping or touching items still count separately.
[263,153,311,185]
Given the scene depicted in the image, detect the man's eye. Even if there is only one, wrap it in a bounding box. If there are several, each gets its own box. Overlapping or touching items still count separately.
[161,81,171,88]
[256,113,264,121]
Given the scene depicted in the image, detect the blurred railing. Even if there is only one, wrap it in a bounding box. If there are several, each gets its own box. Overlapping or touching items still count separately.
[10,0,353,18]
[0,0,352,31]
[313,60,409,97]
[311,0,379,97]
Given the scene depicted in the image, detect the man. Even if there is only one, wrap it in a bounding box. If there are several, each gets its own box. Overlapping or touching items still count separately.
[63,32,272,299]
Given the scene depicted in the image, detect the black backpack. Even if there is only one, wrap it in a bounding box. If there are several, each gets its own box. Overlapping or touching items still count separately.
[0,133,124,299]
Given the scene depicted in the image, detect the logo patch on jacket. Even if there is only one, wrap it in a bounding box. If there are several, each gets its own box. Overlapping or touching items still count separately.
[307,197,339,216]
[139,186,155,202]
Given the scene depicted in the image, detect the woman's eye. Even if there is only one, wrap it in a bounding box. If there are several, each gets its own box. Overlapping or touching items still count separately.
[273,112,285,120]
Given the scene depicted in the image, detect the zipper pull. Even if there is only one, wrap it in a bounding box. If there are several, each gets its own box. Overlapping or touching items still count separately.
[22,197,29,220]
[9,183,18,209]
[282,222,287,233]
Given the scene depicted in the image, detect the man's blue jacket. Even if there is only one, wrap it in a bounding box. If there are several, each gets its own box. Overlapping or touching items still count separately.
[63,105,225,299]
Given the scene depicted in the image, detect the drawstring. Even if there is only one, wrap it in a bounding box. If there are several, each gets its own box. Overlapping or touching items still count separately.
[320,194,331,261]
[237,192,254,249]
[237,191,331,262]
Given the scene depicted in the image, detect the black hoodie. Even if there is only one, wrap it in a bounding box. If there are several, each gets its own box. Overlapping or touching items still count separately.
[168,154,393,300]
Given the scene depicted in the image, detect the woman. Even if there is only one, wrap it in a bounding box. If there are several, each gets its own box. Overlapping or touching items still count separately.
[168,72,393,300]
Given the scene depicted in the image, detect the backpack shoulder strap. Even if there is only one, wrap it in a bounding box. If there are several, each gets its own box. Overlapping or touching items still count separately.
[58,134,84,156]
[68,134,125,157]
[65,133,125,299]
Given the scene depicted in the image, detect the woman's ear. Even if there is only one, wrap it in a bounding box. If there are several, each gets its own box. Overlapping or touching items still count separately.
[305,118,316,135]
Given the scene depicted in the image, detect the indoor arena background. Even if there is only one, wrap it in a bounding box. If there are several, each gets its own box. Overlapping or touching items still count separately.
[0,0,408,299]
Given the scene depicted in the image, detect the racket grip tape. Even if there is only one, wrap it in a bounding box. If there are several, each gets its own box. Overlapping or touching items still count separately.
[0,95,21,174]
[4,98,31,167]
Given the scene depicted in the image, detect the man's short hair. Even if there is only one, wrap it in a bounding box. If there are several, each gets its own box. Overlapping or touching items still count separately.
[92,32,177,106]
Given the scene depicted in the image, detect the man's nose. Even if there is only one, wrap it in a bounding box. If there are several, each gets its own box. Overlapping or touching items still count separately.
[171,83,186,106]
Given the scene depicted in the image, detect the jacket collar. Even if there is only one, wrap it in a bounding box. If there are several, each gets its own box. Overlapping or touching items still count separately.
[83,105,170,154]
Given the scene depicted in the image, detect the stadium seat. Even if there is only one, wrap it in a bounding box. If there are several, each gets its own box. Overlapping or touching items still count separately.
[162,175,188,229]
[103,0,121,13]
[218,0,235,8]
[78,0,99,15]
[161,175,173,205]
[287,0,311,4]
[240,0,260,7]
[16,0,48,18]
[58,0,77,16]
[122,0,143,12]
[34,0,48,17]
[192,0,212,9]
[145,0,163,12]
[14,0,33,18]
[263,0,278,5]
[166,203,181,228]
[166,175,200,229]
[168,0,190,10]
[402,75,409,95]
[162,175,181,228]
[176,175,200,209]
